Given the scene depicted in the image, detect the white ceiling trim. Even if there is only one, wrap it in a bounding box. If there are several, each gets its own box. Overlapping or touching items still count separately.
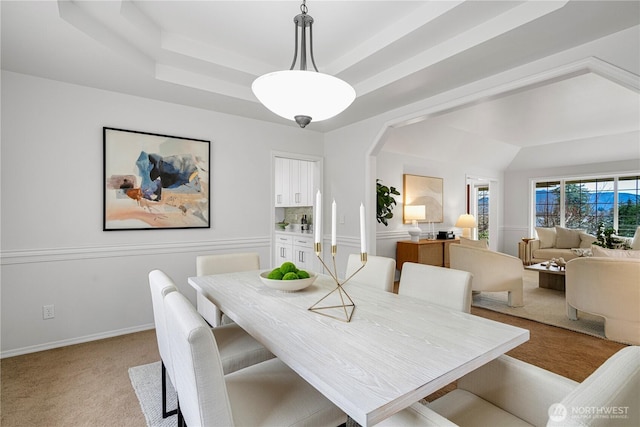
[354,0,568,97]
[390,56,639,131]
[325,0,465,76]
[57,0,154,73]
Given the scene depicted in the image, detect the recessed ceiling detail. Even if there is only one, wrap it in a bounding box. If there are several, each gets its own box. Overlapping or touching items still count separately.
[2,1,638,132]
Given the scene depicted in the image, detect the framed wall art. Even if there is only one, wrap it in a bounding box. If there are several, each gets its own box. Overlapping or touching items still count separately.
[103,127,210,230]
[403,174,443,223]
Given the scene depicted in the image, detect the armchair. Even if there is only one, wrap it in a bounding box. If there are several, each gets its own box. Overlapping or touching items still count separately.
[449,244,524,307]
[566,257,640,345]
[426,346,639,427]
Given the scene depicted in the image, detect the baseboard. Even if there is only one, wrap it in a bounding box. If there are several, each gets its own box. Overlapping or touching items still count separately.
[1,323,155,359]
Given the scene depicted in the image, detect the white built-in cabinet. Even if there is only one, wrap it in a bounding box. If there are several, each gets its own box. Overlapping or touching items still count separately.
[274,232,317,272]
[275,157,314,207]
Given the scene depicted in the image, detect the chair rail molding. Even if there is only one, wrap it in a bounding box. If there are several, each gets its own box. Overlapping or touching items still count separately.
[0,237,271,265]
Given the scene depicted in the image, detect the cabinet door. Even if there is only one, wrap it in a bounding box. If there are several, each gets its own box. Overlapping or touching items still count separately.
[290,160,310,206]
[275,157,291,207]
[293,236,317,272]
[275,234,293,264]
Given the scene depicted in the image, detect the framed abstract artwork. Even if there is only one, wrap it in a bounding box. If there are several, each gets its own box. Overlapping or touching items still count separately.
[403,174,443,223]
[103,127,210,230]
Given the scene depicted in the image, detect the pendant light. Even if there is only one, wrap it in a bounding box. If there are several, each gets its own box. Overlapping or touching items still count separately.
[252,1,356,128]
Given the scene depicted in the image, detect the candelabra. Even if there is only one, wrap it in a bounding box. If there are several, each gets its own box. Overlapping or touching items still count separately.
[308,243,367,322]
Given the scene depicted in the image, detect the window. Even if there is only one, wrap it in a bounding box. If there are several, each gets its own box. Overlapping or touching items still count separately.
[477,186,489,240]
[618,176,640,237]
[533,175,640,237]
[564,178,614,234]
[535,181,560,227]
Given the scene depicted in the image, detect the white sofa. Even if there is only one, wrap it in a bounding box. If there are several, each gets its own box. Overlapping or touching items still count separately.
[519,226,597,265]
[450,244,524,307]
[566,255,640,345]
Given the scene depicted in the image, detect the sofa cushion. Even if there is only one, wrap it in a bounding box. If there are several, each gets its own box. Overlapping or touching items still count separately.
[555,227,583,249]
[459,236,489,249]
[591,245,640,259]
[535,227,556,249]
[428,389,533,427]
[532,248,580,262]
[579,232,597,248]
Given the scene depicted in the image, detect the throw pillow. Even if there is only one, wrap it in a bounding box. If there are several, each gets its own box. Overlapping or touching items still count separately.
[535,227,556,249]
[459,236,489,249]
[631,226,640,250]
[555,227,583,249]
[579,232,597,248]
[591,245,640,259]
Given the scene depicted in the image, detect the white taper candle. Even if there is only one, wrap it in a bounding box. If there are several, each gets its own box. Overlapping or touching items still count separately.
[360,203,366,253]
[331,200,337,246]
[315,190,322,244]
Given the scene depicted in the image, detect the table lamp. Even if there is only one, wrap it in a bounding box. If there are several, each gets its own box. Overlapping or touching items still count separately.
[405,205,426,242]
[455,214,477,239]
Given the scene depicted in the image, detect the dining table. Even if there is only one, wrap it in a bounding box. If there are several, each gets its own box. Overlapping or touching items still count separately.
[188,270,529,426]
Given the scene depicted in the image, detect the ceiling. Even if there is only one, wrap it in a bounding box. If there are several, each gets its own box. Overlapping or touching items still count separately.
[2,1,639,148]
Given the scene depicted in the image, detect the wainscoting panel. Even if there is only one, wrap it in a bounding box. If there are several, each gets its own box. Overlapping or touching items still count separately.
[1,238,271,358]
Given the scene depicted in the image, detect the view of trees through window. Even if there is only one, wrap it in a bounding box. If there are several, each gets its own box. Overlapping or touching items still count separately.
[535,175,640,237]
[477,186,489,240]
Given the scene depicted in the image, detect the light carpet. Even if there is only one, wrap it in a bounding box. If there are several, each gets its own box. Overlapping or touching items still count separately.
[472,270,606,340]
[129,361,177,427]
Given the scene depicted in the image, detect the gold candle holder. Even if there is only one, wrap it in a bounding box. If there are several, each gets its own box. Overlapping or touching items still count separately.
[308,242,367,323]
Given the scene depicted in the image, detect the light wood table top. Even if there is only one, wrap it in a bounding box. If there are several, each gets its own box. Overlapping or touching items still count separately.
[525,261,566,275]
[189,271,529,426]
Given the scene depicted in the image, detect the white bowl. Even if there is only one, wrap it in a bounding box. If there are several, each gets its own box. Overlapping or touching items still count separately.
[259,271,317,292]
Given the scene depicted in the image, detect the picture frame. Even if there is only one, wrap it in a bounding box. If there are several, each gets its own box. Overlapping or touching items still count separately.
[403,174,443,223]
[103,127,210,231]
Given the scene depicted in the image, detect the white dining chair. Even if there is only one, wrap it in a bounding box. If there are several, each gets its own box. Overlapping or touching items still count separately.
[149,270,179,418]
[195,252,260,326]
[148,269,273,419]
[379,346,640,427]
[398,262,473,313]
[164,290,347,427]
[345,254,396,292]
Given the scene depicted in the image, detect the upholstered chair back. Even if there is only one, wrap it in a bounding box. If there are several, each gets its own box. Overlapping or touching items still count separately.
[164,291,234,427]
[548,345,640,426]
[399,262,473,313]
[149,270,178,384]
[196,252,260,276]
[196,252,260,326]
[345,254,396,292]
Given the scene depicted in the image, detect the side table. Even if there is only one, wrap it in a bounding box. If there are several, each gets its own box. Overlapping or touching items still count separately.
[396,239,460,270]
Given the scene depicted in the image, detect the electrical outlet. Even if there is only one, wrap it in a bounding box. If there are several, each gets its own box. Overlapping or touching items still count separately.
[43,305,55,320]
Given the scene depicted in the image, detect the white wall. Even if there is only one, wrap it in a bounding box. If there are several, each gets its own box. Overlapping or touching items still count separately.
[0,71,323,357]
[374,151,503,261]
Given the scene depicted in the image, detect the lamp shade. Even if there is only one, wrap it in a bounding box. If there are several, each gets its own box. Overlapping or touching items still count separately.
[252,70,356,124]
[404,205,426,222]
[455,214,477,228]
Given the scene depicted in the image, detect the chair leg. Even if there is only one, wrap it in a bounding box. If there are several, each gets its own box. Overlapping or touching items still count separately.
[178,400,186,427]
[161,361,178,418]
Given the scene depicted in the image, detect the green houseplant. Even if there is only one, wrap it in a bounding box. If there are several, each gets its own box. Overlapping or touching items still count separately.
[593,222,629,249]
[376,179,400,226]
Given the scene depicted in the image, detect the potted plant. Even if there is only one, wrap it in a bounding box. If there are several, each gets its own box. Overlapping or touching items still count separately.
[593,222,629,249]
[376,179,400,226]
